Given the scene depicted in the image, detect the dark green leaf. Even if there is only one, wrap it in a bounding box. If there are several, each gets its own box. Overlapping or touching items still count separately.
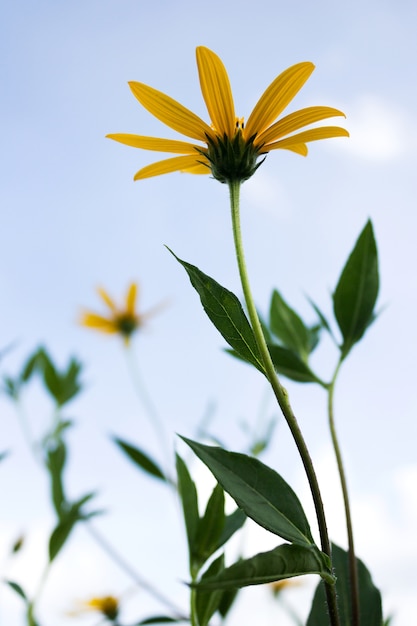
[169,250,265,374]
[181,438,314,547]
[5,580,28,602]
[307,543,382,626]
[113,437,166,481]
[217,585,239,618]
[196,553,225,626]
[194,484,225,563]
[216,507,246,552]
[176,454,199,559]
[39,350,83,406]
[49,517,75,562]
[269,290,312,360]
[268,345,326,385]
[195,544,334,590]
[307,297,337,343]
[333,220,379,357]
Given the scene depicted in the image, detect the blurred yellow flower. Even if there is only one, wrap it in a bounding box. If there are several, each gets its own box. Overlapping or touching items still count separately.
[107,46,348,184]
[80,283,158,344]
[69,595,119,620]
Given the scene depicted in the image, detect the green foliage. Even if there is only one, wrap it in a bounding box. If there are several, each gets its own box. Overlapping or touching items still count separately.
[176,454,246,574]
[181,438,314,547]
[333,220,379,358]
[195,553,225,626]
[168,249,265,374]
[307,543,382,626]
[49,491,98,562]
[268,345,325,385]
[113,437,166,482]
[194,543,334,589]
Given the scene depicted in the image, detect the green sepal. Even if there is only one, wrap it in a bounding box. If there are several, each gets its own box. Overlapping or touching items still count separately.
[333,220,379,358]
[307,543,383,626]
[113,437,166,481]
[181,437,314,547]
[194,543,335,590]
[168,249,265,374]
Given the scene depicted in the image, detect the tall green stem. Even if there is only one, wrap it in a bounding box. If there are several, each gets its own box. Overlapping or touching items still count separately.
[228,180,340,626]
[328,359,360,626]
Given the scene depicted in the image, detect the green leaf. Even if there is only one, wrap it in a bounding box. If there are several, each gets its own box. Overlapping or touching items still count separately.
[49,517,75,562]
[268,344,325,385]
[333,220,379,357]
[194,484,225,563]
[195,544,334,590]
[181,438,314,547]
[216,507,246,552]
[269,290,312,361]
[307,543,382,626]
[196,554,225,626]
[46,442,67,518]
[176,454,200,559]
[168,249,265,374]
[5,580,28,602]
[37,349,83,406]
[113,437,166,481]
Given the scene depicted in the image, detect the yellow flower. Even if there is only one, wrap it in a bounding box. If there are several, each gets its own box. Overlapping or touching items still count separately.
[80,282,157,344]
[70,595,119,620]
[107,46,349,184]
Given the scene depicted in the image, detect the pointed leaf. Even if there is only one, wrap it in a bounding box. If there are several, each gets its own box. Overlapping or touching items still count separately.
[195,484,225,563]
[195,544,334,590]
[307,543,382,626]
[49,517,76,562]
[168,249,265,374]
[113,437,166,481]
[5,580,28,602]
[181,438,314,547]
[269,290,311,360]
[176,454,199,557]
[216,507,246,552]
[196,553,225,626]
[136,618,181,625]
[268,345,326,385]
[333,220,379,357]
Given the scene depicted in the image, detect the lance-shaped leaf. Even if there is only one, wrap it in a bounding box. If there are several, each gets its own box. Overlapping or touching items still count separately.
[176,454,199,559]
[333,220,379,357]
[168,249,265,374]
[268,345,326,385]
[113,437,166,482]
[181,438,314,547]
[194,544,334,590]
[269,290,313,360]
[196,553,225,626]
[307,543,382,626]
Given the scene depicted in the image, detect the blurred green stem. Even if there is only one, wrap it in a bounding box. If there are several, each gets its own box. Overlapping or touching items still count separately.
[328,359,360,626]
[228,180,340,626]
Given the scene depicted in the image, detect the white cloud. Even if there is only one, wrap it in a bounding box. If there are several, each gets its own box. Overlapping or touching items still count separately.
[338,95,411,160]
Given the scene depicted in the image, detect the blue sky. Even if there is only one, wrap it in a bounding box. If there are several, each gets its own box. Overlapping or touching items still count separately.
[1,1,417,624]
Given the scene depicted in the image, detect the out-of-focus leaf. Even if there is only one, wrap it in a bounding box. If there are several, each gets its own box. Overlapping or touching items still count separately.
[269,290,313,360]
[181,438,314,547]
[46,442,67,518]
[268,345,326,385]
[176,454,199,561]
[113,437,166,481]
[196,553,225,626]
[5,580,28,602]
[136,617,183,625]
[169,250,265,374]
[194,543,334,589]
[333,220,379,357]
[194,484,225,563]
[307,543,382,626]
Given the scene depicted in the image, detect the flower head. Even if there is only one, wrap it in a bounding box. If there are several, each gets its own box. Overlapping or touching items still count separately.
[107,46,348,184]
[80,282,158,344]
[69,595,119,621]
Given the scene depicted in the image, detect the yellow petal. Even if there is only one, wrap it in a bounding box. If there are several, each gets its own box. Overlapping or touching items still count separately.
[129,82,213,142]
[80,313,117,333]
[183,162,211,174]
[196,47,235,137]
[106,134,202,154]
[133,155,204,180]
[126,283,137,315]
[97,288,117,311]
[245,62,315,139]
[265,126,350,151]
[256,106,346,146]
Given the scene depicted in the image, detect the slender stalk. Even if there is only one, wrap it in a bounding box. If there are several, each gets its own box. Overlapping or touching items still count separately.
[328,359,360,626]
[228,180,340,626]
[85,523,187,620]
